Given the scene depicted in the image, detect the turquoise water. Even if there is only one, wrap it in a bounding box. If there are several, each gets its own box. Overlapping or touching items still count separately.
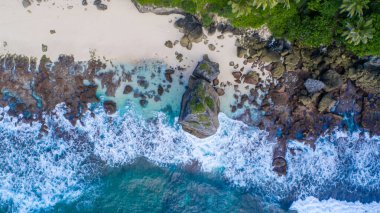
[0,61,379,212]
[52,159,283,212]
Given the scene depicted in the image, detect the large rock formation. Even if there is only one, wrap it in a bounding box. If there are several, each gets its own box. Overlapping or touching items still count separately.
[237,34,380,175]
[179,56,220,138]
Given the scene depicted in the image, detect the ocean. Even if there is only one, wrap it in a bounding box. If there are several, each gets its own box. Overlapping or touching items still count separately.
[0,61,379,212]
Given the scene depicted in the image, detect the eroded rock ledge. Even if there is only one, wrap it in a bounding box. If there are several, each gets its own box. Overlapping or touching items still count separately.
[0,55,104,125]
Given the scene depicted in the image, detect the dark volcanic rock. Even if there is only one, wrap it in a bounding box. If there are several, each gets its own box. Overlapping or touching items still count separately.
[362,96,380,135]
[140,99,148,107]
[165,69,174,83]
[192,55,220,83]
[0,54,103,125]
[123,85,133,94]
[272,140,287,176]
[321,70,343,92]
[103,100,117,114]
[157,85,164,96]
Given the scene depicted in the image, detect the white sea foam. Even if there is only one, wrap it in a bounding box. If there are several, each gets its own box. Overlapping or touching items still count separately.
[0,104,379,211]
[290,196,380,213]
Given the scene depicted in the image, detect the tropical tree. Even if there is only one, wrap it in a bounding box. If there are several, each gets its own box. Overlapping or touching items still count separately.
[340,0,370,17]
[228,0,252,17]
[251,0,282,9]
[342,18,375,45]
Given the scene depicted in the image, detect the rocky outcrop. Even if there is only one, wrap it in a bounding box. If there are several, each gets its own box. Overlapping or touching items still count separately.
[179,56,220,138]
[236,33,380,175]
[0,54,103,124]
[175,15,204,50]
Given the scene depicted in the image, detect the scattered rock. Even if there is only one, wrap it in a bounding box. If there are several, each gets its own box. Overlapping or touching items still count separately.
[165,69,174,83]
[93,0,107,10]
[272,140,287,176]
[164,40,173,48]
[103,100,117,114]
[321,70,343,92]
[82,0,88,6]
[271,63,285,79]
[50,30,56,34]
[208,44,216,51]
[237,47,247,58]
[232,71,242,80]
[304,79,325,93]
[42,44,48,52]
[140,99,148,107]
[157,85,164,96]
[318,94,336,112]
[216,88,225,96]
[22,0,31,8]
[213,78,219,86]
[243,71,260,85]
[123,85,133,94]
[361,96,380,135]
[261,49,281,63]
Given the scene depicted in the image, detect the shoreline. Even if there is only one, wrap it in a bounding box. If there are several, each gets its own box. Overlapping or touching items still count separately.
[0,0,378,169]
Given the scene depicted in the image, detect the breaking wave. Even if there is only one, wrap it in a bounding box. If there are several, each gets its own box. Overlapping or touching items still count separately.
[0,103,379,211]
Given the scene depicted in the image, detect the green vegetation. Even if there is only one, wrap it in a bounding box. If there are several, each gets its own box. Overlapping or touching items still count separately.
[189,83,207,113]
[205,97,215,109]
[343,18,375,45]
[135,0,380,56]
[190,99,206,113]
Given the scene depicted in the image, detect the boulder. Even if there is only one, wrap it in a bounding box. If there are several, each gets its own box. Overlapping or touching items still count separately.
[237,47,248,58]
[180,36,192,50]
[271,63,285,79]
[261,49,281,63]
[232,71,242,79]
[175,15,203,43]
[304,79,325,93]
[284,52,300,71]
[272,140,287,176]
[164,40,173,48]
[318,94,336,112]
[123,85,133,94]
[103,100,116,114]
[361,96,380,135]
[22,0,31,8]
[243,71,260,85]
[347,67,380,94]
[321,70,343,92]
[179,77,220,138]
[192,55,220,82]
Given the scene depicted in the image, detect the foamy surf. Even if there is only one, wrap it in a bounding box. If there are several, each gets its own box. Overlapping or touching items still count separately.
[0,103,379,211]
[290,196,380,213]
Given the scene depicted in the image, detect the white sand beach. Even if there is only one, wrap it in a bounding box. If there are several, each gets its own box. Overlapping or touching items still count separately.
[0,0,264,84]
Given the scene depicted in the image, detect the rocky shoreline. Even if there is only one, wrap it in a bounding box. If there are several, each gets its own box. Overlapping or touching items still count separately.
[1,0,379,177]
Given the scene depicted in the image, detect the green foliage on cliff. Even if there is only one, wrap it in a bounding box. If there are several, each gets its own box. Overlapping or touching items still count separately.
[136,0,380,56]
